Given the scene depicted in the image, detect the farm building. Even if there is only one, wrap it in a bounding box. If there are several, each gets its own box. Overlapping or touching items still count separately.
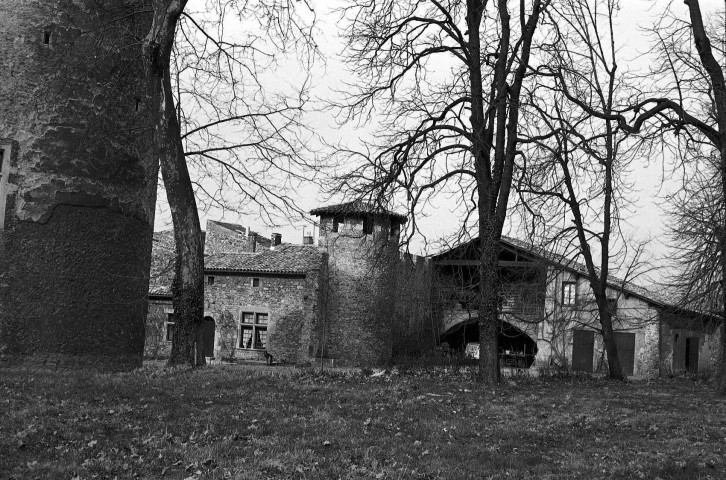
[433,237,722,378]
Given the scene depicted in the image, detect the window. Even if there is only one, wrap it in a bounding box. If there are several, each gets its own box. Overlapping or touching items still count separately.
[332,215,343,233]
[251,278,260,288]
[207,275,215,285]
[43,31,52,45]
[362,216,373,235]
[562,281,577,306]
[165,313,176,342]
[239,311,268,350]
[500,292,516,311]
[607,298,618,316]
[0,145,10,230]
[390,222,400,238]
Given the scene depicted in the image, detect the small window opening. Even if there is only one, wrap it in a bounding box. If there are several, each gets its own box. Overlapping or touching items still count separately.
[362,216,373,235]
[135,98,141,112]
[165,313,176,342]
[390,222,400,238]
[252,278,260,288]
[606,298,618,316]
[43,31,52,45]
[562,281,577,306]
[332,215,343,233]
[207,276,215,285]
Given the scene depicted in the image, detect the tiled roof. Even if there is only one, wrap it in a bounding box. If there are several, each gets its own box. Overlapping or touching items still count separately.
[310,200,407,223]
[499,236,668,306]
[205,245,324,274]
[148,229,323,297]
[208,220,246,235]
[432,234,669,308]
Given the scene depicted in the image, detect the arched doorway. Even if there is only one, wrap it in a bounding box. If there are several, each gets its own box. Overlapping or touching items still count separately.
[202,316,216,357]
[441,319,538,368]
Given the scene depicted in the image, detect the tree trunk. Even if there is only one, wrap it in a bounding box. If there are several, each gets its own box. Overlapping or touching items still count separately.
[477,223,500,385]
[597,304,623,380]
[718,143,726,395]
[718,316,726,395]
[144,0,205,367]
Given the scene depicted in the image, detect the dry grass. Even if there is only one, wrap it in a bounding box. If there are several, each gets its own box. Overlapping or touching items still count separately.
[1,363,725,479]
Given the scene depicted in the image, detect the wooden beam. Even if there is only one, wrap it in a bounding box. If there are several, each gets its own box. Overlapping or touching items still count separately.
[435,260,535,267]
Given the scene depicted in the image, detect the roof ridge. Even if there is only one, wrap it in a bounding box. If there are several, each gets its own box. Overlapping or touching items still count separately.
[310,200,407,222]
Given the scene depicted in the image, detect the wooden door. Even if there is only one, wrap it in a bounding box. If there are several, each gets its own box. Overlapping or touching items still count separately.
[685,337,699,374]
[613,332,635,376]
[572,329,594,372]
[202,317,216,357]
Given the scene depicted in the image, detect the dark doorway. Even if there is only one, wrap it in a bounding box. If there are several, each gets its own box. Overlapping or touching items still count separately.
[202,316,216,357]
[685,337,699,374]
[440,319,538,368]
[572,329,595,372]
[613,332,635,376]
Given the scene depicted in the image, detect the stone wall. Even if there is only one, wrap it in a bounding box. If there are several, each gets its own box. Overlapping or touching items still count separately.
[537,268,661,377]
[145,299,174,359]
[392,253,437,355]
[146,270,323,363]
[205,220,271,254]
[317,215,398,365]
[0,1,156,370]
[659,310,721,377]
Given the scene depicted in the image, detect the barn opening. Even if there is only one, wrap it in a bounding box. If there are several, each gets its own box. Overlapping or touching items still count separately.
[441,319,538,368]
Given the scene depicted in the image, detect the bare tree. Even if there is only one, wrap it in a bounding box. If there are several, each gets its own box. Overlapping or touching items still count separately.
[518,0,655,379]
[666,152,723,316]
[333,0,551,385]
[142,0,317,366]
[639,0,726,393]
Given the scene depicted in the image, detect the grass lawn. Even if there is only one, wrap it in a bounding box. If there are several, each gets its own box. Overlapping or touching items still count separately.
[1,364,725,480]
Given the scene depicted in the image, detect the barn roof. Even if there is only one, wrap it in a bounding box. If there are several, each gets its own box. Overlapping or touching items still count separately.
[431,235,669,309]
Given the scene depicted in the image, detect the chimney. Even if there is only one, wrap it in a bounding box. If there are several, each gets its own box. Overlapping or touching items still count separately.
[271,233,282,246]
[249,232,257,252]
[303,235,314,245]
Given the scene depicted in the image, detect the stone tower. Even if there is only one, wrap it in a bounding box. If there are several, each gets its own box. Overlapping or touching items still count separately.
[311,201,405,365]
[0,1,156,369]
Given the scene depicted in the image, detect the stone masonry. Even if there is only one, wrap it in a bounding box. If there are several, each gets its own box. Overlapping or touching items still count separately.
[0,1,156,370]
[311,202,404,365]
[145,221,325,364]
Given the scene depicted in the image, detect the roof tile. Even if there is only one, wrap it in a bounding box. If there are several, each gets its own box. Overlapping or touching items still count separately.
[310,200,407,223]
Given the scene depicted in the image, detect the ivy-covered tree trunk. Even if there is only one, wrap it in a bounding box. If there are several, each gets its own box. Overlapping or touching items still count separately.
[478,229,501,385]
[718,144,726,395]
[143,0,205,367]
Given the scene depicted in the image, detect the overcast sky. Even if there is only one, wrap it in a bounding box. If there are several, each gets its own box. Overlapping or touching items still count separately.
[155,0,725,283]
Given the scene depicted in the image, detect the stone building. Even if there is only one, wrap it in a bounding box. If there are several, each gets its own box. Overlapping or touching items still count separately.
[146,206,719,377]
[1,1,156,370]
[434,236,722,378]
[147,224,325,363]
[146,202,433,365]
